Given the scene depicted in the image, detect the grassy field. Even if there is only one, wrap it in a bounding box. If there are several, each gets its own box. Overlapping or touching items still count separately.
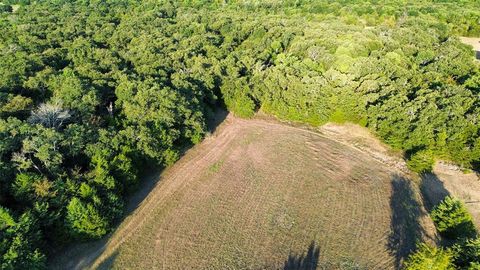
[52,115,437,270]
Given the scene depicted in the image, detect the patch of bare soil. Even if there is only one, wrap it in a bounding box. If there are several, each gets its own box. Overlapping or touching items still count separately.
[460,37,480,59]
[50,115,437,270]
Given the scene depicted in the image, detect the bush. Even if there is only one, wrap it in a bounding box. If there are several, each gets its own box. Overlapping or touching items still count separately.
[404,243,454,270]
[226,93,256,118]
[468,262,480,270]
[406,150,435,173]
[431,196,477,240]
[66,198,108,239]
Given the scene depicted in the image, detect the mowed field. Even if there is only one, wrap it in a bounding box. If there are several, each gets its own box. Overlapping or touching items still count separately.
[54,115,437,270]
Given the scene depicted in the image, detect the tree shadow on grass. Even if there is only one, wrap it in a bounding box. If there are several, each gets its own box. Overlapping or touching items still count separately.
[283,241,320,270]
[419,172,455,247]
[419,173,450,212]
[96,250,119,270]
[388,174,427,269]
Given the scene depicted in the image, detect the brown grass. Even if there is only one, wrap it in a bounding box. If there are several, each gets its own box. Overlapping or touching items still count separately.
[51,115,437,270]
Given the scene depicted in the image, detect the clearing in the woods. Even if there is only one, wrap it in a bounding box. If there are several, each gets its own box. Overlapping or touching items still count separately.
[460,36,480,59]
[52,115,439,270]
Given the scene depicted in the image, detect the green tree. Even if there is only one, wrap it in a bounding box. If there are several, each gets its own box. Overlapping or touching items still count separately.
[66,197,108,239]
[0,211,46,270]
[431,196,477,240]
[452,238,480,269]
[406,150,435,173]
[404,243,454,270]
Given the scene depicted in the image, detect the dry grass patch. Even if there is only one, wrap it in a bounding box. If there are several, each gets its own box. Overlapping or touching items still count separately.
[52,115,437,270]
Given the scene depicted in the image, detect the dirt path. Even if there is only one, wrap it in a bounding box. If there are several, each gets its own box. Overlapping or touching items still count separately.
[51,114,437,269]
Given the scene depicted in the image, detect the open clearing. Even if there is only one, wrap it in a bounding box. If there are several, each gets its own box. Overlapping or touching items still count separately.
[460,37,480,59]
[52,115,437,270]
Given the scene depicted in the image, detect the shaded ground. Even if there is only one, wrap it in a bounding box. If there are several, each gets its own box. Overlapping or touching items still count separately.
[51,115,436,269]
[283,241,320,270]
[423,162,480,229]
[389,176,431,269]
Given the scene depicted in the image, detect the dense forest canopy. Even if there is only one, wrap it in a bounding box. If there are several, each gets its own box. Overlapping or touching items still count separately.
[0,0,479,268]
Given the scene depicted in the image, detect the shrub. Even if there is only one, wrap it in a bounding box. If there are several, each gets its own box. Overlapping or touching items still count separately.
[406,150,435,173]
[468,262,480,270]
[431,196,477,240]
[66,198,108,239]
[227,93,256,118]
[329,109,347,123]
[403,243,454,270]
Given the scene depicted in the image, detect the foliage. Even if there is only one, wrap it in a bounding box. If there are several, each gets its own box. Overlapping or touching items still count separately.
[452,238,480,269]
[66,197,108,239]
[0,0,480,266]
[431,196,477,240]
[0,5,12,13]
[406,150,435,173]
[403,243,454,270]
[0,210,46,270]
[422,197,480,269]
